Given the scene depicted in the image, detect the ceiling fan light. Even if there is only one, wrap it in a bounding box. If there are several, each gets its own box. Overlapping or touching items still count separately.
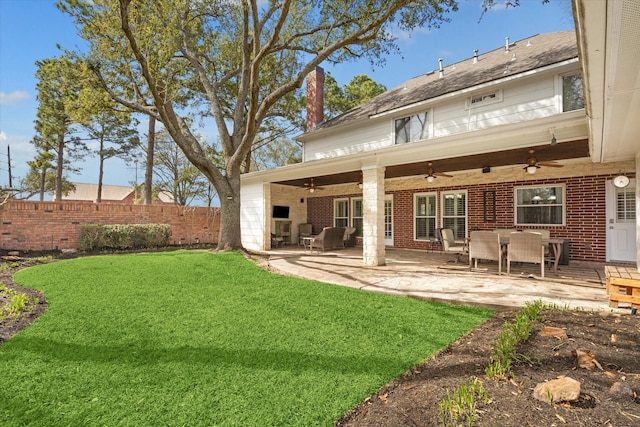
[426,175,436,183]
[309,187,315,193]
[358,183,363,189]
[526,165,538,174]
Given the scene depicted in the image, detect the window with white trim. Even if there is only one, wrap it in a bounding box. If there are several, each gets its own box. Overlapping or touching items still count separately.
[515,185,565,226]
[352,198,363,237]
[395,111,429,144]
[334,198,349,227]
[414,193,437,240]
[441,191,467,240]
[562,73,584,112]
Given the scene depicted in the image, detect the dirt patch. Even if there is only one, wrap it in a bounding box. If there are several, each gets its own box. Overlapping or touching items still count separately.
[335,309,640,427]
[2,253,639,426]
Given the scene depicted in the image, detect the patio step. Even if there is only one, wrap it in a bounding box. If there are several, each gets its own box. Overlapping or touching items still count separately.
[605,266,640,310]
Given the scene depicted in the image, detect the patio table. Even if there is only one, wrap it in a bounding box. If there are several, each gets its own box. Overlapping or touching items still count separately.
[301,236,314,251]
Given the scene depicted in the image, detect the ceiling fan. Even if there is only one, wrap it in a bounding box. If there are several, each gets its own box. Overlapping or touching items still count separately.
[425,162,452,182]
[524,149,563,174]
[302,177,323,193]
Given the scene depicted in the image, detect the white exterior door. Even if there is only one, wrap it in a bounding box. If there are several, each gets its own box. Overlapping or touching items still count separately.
[384,195,393,246]
[606,179,637,262]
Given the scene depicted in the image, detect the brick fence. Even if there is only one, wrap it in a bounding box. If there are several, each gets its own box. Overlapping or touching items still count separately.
[0,200,221,252]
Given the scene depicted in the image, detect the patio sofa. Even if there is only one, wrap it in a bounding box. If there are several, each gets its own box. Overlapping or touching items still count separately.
[308,227,345,252]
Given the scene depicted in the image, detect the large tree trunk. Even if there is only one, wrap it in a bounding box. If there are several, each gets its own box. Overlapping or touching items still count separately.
[216,172,242,250]
[144,116,155,205]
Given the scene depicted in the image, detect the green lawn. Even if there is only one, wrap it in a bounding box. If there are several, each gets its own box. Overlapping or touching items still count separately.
[0,251,493,426]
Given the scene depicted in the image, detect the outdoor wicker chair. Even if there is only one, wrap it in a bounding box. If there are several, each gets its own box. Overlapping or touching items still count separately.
[469,231,504,274]
[439,228,467,263]
[507,232,545,278]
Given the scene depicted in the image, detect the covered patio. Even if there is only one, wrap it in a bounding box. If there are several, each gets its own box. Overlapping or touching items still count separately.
[260,246,636,312]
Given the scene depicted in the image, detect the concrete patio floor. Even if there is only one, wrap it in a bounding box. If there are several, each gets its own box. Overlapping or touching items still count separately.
[259,246,638,312]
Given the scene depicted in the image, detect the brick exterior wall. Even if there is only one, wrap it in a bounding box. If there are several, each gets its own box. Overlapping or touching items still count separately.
[306,173,630,262]
[0,200,220,252]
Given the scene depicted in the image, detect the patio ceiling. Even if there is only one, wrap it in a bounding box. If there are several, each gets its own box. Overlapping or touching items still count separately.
[274,139,589,188]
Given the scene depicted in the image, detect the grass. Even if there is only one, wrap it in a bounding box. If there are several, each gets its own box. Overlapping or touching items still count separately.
[0,251,493,426]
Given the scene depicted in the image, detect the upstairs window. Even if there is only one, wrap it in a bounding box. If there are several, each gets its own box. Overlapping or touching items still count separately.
[562,74,584,112]
[395,111,429,144]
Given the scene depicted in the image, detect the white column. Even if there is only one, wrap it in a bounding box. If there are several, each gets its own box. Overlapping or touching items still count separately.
[362,165,385,266]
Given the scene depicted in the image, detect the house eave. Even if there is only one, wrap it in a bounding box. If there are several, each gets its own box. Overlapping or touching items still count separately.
[243,111,588,187]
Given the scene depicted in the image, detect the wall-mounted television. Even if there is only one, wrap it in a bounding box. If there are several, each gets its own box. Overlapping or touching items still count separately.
[272,205,290,219]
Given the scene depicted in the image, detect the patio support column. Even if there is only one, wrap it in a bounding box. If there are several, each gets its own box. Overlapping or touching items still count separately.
[362,165,385,266]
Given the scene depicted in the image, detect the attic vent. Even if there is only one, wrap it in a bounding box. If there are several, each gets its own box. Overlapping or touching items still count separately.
[466,89,503,109]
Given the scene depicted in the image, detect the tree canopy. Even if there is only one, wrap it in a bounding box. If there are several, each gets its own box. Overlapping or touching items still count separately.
[59,0,457,249]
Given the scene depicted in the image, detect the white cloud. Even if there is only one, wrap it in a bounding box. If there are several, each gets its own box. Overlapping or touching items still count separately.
[0,91,30,106]
[0,131,7,141]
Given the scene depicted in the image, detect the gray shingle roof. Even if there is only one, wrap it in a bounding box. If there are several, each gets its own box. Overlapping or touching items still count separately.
[303,31,577,136]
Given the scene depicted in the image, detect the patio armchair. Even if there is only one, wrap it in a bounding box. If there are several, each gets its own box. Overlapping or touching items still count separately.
[271,233,283,248]
[308,227,346,252]
[523,228,551,253]
[507,232,545,277]
[298,223,313,246]
[439,228,468,263]
[343,227,357,247]
[469,231,504,274]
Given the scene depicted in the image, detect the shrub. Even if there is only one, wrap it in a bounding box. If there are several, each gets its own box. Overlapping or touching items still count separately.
[79,223,171,251]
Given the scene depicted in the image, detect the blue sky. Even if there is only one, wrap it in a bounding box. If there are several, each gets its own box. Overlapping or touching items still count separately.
[0,0,574,201]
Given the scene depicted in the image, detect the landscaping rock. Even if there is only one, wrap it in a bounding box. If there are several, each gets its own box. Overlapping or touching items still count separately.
[533,377,581,403]
[609,381,634,400]
[538,326,567,339]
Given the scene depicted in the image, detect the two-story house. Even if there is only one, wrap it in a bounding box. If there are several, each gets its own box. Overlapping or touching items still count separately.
[240,2,639,269]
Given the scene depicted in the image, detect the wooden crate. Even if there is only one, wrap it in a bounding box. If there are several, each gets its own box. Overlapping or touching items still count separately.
[605,266,640,309]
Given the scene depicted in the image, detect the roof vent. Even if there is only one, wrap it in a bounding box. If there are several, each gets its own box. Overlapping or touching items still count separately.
[526,39,531,47]
[473,49,478,64]
[438,58,444,78]
[505,36,510,52]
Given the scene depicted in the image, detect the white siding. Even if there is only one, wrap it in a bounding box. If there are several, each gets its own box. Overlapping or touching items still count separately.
[240,182,267,251]
[303,119,391,160]
[435,77,557,136]
[304,73,563,159]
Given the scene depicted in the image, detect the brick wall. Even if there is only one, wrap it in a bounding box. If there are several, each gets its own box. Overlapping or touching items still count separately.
[306,174,627,262]
[0,200,220,252]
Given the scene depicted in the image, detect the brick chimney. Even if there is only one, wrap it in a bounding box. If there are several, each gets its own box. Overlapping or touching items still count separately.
[306,66,324,129]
